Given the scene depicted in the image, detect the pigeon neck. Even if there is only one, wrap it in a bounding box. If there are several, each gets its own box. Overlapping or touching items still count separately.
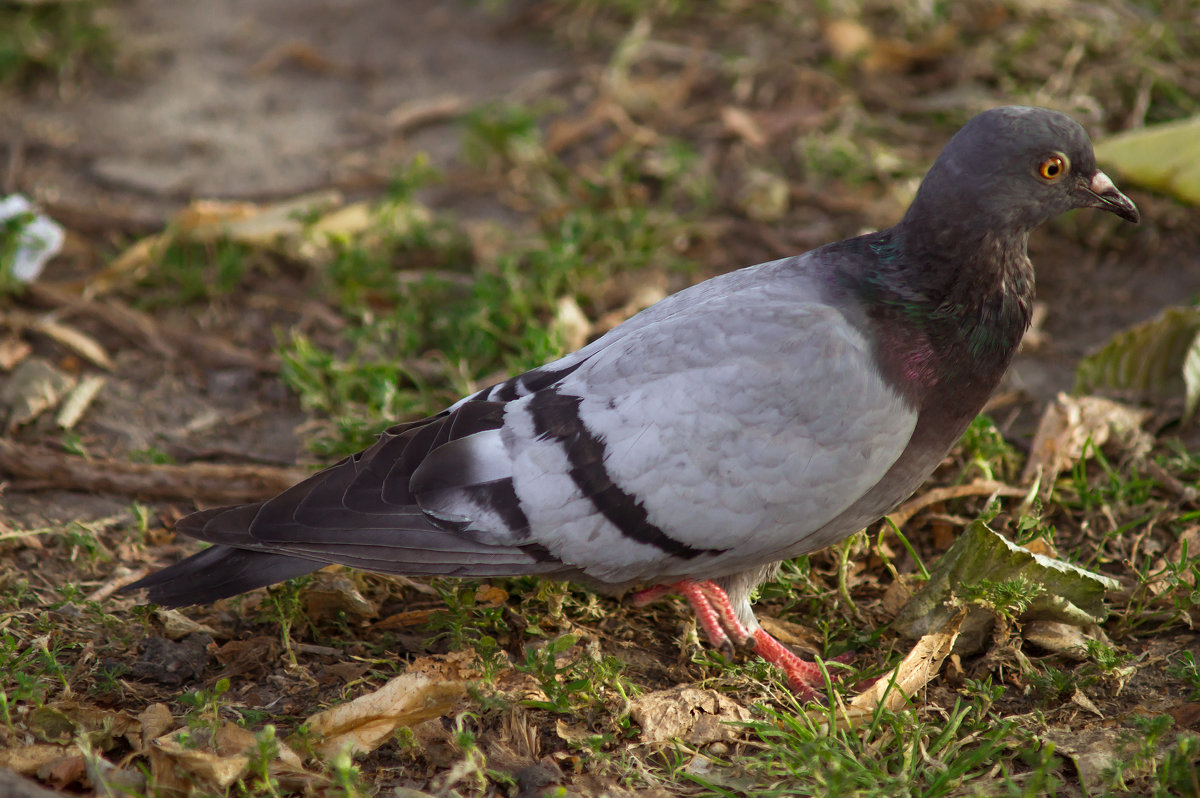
[855,222,1035,405]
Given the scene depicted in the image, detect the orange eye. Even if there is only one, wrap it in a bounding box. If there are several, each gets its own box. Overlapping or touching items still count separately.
[1038,154,1068,180]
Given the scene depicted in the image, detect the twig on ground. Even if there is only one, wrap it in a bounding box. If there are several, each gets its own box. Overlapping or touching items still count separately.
[0,438,305,504]
[85,566,153,602]
[25,283,279,372]
[886,480,1026,529]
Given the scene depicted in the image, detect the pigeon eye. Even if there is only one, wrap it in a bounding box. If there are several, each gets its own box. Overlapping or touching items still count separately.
[1037,154,1068,181]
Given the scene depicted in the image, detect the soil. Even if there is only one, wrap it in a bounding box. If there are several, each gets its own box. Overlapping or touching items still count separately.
[2,0,574,523]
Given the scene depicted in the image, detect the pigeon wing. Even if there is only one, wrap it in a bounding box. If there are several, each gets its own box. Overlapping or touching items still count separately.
[421,261,919,585]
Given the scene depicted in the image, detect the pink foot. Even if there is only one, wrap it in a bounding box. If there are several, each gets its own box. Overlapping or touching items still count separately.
[633,579,840,701]
[751,629,827,701]
[634,579,749,654]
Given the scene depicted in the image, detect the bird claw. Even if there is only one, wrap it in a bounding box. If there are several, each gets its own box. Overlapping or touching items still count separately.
[637,579,846,699]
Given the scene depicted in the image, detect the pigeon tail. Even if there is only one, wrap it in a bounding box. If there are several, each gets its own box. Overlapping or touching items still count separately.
[125,545,323,607]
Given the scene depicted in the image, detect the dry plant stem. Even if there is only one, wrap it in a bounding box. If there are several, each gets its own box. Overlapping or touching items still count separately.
[86,566,153,602]
[0,438,306,504]
[886,479,1026,528]
[24,283,279,372]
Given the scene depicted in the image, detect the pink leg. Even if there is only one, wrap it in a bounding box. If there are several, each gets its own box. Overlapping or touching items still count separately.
[694,580,752,646]
[632,579,834,699]
[677,581,734,653]
[752,629,826,701]
[629,584,674,606]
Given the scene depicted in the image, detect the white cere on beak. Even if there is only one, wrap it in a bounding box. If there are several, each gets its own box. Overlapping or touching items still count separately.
[1090,171,1117,195]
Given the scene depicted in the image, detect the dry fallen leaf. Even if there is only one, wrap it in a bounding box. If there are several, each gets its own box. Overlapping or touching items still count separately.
[0,744,74,776]
[886,479,1025,529]
[28,316,113,370]
[0,357,77,430]
[100,192,345,288]
[826,611,963,729]
[0,334,32,371]
[551,296,591,354]
[1022,620,1095,660]
[1041,726,1145,795]
[1022,393,1152,485]
[150,730,249,792]
[305,659,468,759]
[55,374,106,430]
[823,19,874,61]
[757,615,822,656]
[38,753,86,790]
[138,703,174,743]
[720,106,768,148]
[629,686,752,745]
[214,721,303,768]
[737,168,791,222]
[155,608,221,641]
[302,571,378,621]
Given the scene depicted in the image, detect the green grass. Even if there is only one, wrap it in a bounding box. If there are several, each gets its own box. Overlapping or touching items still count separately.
[690,683,1040,798]
[0,0,112,87]
[279,104,710,456]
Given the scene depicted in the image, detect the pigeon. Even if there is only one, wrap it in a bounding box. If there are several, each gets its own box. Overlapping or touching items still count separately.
[126,106,1138,697]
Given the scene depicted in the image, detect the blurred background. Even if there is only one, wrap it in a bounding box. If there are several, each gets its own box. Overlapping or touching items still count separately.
[2,1,1200,796]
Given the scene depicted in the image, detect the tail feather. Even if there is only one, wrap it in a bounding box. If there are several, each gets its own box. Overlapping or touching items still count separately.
[123,402,567,608]
[125,545,323,607]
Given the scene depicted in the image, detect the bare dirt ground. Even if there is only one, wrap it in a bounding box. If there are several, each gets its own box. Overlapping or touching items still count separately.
[4,0,1200,796]
[2,0,571,522]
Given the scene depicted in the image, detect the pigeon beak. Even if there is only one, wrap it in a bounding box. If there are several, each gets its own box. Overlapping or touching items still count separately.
[1083,171,1140,224]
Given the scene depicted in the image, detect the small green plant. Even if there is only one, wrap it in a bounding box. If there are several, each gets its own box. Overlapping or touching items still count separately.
[262,577,314,666]
[959,414,1019,481]
[1151,731,1200,797]
[328,743,370,798]
[435,712,490,794]
[0,208,36,295]
[1169,652,1200,700]
[242,724,283,797]
[690,687,1027,797]
[59,431,89,457]
[1012,503,1057,547]
[461,103,544,171]
[178,677,231,733]
[129,446,176,465]
[425,581,508,650]
[137,238,257,308]
[515,634,629,715]
[1103,714,1175,793]
[959,576,1044,627]
[55,521,111,566]
[1084,639,1130,675]
[129,501,153,535]
[1027,663,1075,703]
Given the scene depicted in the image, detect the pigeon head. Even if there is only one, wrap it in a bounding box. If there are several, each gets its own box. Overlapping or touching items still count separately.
[906,106,1139,236]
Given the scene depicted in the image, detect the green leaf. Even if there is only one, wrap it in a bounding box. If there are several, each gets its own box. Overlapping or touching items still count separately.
[1074,306,1200,416]
[1094,115,1200,206]
[547,634,578,656]
[891,520,1119,646]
